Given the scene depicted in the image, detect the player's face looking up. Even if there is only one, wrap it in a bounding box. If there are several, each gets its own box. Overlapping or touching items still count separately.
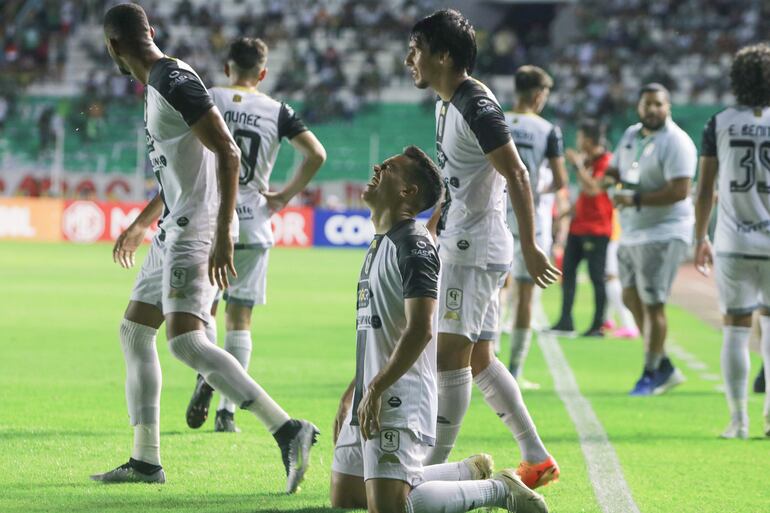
[363,155,415,210]
[637,91,670,131]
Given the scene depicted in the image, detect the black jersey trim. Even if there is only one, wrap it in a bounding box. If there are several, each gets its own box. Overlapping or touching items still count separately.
[546,125,564,158]
[451,79,511,154]
[701,113,718,157]
[148,58,214,127]
[278,102,308,140]
[388,219,440,299]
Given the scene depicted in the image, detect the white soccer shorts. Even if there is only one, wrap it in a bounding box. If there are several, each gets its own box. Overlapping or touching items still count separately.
[715,255,770,316]
[332,423,427,487]
[439,263,507,342]
[219,247,270,307]
[130,235,218,324]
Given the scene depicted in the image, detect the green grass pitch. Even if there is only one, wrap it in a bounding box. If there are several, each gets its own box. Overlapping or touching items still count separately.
[0,242,767,513]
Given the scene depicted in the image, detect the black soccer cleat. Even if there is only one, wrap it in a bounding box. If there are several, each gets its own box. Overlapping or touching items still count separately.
[186,374,214,429]
[276,419,320,494]
[214,409,240,433]
[90,458,166,484]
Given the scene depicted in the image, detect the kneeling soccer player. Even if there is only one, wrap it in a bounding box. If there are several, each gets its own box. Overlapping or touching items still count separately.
[329,146,547,513]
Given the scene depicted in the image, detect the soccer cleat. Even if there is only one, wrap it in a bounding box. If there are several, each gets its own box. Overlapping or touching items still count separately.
[279,419,320,494]
[764,414,770,437]
[493,468,548,513]
[652,358,686,395]
[613,326,640,339]
[515,455,560,489]
[719,420,748,440]
[90,459,166,484]
[186,374,214,429]
[544,321,576,338]
[629,369,655,396]
[214,409,240,433]
[462,453,494,480]
[754,365,765,394]
[580,327,604,338]
[602,319,616,331]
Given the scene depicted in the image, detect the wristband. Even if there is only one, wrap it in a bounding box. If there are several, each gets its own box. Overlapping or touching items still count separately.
[633,191,642,211]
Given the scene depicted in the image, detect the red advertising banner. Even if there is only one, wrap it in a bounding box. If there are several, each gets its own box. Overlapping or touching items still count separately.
[61,200,158,243]
[0,197,63,241]
[271,207,313,247]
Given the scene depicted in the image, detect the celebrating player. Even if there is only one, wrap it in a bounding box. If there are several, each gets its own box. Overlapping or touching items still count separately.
[404,9,560,488]
[504,65,566,376]
[605,83,696,396]
[330,146,548,513]
[185,37,326,433]
[91,4,318,493]
[694,43,770,438]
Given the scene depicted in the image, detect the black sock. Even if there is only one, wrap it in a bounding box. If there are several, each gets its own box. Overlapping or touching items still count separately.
[129,457,162,474]
[272,419,302,446]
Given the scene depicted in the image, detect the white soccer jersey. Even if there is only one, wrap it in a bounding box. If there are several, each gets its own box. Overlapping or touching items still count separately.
[145,57,220,243]
[209,86,308,246]
[349,219,440,444]
[435,78,513,271]
[702,106,770,256]
[504,112,563,236]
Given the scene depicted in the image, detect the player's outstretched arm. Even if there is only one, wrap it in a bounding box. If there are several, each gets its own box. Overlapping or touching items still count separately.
[694,156,718,276]
[190,106,241,289]
[112,193,163,269]
[358,297,436,440]
[264,131,326,212]
[333,379,355,444]
[487,142,560,288]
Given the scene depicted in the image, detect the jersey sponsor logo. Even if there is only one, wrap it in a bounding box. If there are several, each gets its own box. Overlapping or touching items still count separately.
[176,216,189,227]
[170,267,188,289]
[357,282,370,308]
[474,98,497,117]
[457,239,470,250]
[411,248,433,258]
[236,204,255,221]
[738,219,770,233]
[387,396,402,408]
[449,177,459,188]
[380,429,400,453]
[356,314,381,329]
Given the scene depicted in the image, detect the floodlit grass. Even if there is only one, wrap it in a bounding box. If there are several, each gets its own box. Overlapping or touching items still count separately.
[0,242,767,512]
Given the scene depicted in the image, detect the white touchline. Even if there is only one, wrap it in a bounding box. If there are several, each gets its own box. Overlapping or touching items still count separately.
[667,342,724,392]
[537,328,642,513]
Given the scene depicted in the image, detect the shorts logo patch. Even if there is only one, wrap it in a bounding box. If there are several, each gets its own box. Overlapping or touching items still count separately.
[380,429,400,453]
[170,268,188,289]
[443,311,461,321]
[457,240,470,250]
[387,396,402,408]
[446,288,463,310]
[378,454,400,465]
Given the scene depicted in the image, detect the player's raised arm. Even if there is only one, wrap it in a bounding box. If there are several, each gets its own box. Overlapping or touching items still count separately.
[190,106,241,289]
[112,193,164,269]
[487,142,560,288]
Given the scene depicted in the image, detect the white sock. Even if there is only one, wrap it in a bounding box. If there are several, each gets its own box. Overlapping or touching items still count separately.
[424,367,472,465]
[759,316,770,419]
[218,330,253,413]
[474,359,549,463]
[132,423,160,466]
[606,278,635,329]
[168,330,290,433]
[721,325,750,424]
[204,321,217,345]
[120,320,161,425]
[422,461,472,482]
[509,328,532,379]
[405,479,507,513]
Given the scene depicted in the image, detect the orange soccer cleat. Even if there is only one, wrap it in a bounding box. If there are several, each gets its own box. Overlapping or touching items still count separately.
[516,456,560,489]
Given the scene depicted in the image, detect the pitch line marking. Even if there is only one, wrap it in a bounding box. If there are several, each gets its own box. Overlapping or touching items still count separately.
[667,342,724,392]
[537,328,642,513]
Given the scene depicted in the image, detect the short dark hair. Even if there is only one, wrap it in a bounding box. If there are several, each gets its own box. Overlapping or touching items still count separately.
[515,65,553,94]
[731,44,770,107]
[103,3,151,45]
[227,37,268,73]
[638,82,670,101]
[402,145,443,213]
[410,9,476,73]
[577,118,606,145]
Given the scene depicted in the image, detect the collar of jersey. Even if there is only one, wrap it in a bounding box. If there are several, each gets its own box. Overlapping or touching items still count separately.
[223,85,263,94]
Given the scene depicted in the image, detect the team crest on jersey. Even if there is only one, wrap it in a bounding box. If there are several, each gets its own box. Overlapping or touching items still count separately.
[446,288,463,310]
[380,429,400,453]
[233,94,242,103]
[170,268,188,289]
